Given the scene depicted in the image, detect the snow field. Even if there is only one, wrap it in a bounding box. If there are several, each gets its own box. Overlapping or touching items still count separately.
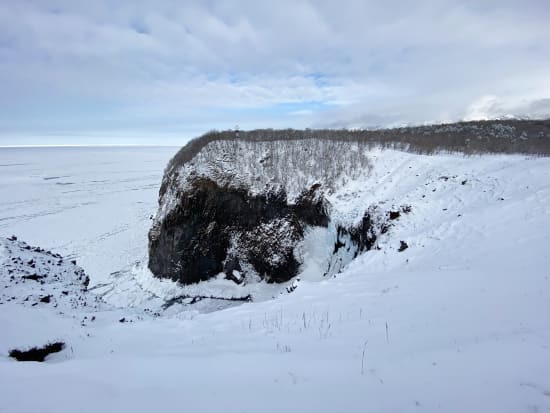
[1,146,549,412]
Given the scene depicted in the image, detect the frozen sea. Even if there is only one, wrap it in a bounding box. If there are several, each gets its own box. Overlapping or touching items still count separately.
[0,146,178,286]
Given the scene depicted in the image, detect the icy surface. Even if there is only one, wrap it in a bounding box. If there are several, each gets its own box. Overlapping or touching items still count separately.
[0,146,177,286]
[1,146,550,412]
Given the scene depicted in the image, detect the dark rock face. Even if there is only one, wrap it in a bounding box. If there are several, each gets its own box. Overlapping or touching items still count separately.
[148,178,329,284]
[334,208,381,259]
[9,342,65,362]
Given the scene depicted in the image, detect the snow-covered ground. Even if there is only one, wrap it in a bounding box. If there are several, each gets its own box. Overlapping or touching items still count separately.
[0,146,177,285]
[1,146,550,412]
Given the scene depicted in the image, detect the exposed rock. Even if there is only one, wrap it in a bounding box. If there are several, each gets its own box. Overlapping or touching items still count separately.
[9,342,65,362]
[333,207,383,260]
[225,269,244,284]
[22,274,45,282]
[401,205,412,214]
[389,210,401,220]
[39,295,51,304]
[149,178,329,284]
[162,293,252,310]
[0,237,100,310]
[223,256,242,281]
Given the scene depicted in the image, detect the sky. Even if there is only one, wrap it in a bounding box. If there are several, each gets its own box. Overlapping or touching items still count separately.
[0,0,549,145]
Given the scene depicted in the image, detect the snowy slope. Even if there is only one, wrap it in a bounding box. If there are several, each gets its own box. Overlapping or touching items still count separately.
[1,148,550,412]
[0,236,99,311]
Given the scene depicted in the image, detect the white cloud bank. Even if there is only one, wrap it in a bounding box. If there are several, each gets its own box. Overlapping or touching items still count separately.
[0,0,549,143]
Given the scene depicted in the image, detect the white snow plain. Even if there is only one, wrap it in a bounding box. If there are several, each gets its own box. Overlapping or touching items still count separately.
[0,146,176,285]
[1,146,550,412]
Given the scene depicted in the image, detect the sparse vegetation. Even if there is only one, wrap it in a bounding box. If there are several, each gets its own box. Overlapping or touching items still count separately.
[164,119,550,187]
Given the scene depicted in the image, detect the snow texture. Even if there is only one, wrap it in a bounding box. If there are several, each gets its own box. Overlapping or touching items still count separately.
[156,139,372,223]
[1,146,550,412]
[0,237,99,311]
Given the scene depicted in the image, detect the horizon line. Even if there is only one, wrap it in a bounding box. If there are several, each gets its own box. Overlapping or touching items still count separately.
[0,143,181,149]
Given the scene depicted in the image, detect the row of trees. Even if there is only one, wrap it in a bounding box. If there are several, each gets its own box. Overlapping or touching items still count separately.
[166,119,550,177]
[193,138,372,199]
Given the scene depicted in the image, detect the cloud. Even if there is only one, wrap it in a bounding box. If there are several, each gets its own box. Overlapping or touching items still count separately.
[0,0,549,143]
[464,96,550,121]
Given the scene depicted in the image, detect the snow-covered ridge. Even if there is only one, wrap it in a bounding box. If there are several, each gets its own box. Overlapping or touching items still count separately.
[158,138,371,221]
[155,138,372,229]
[156,119,550,224]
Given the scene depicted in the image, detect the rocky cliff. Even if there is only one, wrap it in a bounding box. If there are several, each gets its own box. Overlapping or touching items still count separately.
[148,135,379,285]
[149,177,328,284]
[148,119,550,286]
